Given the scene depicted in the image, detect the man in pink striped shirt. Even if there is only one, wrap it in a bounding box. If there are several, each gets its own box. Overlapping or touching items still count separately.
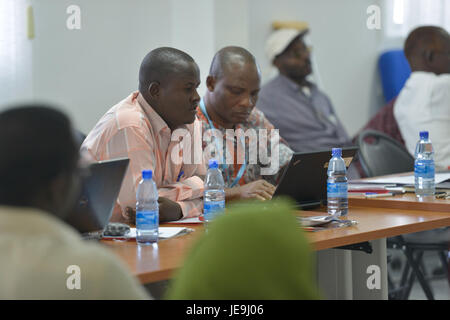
[81,48,205,223]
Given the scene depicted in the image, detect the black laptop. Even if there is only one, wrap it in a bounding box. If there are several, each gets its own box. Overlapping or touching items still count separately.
[273,147,358,209]
[65,158,130,235]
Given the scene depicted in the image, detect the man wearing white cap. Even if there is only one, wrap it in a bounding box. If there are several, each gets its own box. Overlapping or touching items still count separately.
[256,28,352,153]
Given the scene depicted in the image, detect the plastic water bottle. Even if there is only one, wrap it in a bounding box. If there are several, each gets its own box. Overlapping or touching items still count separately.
[327,148,348,216]
[203,159,225,223]
[414,131,435,197]
[136,170,159,245]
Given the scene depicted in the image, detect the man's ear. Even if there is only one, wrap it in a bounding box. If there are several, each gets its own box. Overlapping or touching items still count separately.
[148,81,161,99]
[423,50,434,64]
[206,76,216,92]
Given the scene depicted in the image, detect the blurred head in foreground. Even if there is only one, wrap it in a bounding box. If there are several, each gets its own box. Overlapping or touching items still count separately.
[166,198,321,300]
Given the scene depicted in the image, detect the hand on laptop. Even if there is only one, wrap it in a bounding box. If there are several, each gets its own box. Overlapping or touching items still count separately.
[226,180,276,201]
[125,197,183,225]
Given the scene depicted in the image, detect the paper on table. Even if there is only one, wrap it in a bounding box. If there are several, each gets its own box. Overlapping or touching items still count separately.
[124,227,193,239]
[167,216,203,224]
[355,172,450,185]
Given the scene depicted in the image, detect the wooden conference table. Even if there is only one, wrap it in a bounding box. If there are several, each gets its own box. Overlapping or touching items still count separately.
[102,190,450,299]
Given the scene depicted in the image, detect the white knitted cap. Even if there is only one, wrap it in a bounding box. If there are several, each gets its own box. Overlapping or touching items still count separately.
[265,28,309,64]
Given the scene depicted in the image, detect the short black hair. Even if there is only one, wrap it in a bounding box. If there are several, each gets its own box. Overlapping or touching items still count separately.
[404,26,449,61]
[138,47,197,93]
[0,105,78,206]
[209,46,257,79]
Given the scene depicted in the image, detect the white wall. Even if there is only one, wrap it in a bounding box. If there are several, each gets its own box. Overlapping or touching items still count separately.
[170,0,215,97]
[4,0,388,138]
[0,0,33,107]
[31,0,172,134]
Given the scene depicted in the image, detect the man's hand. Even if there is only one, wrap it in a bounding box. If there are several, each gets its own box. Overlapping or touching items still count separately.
[226,179,276,201]
[125,197,183,225]
[158,197,183,222]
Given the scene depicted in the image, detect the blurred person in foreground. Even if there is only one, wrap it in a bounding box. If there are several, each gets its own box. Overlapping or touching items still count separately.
[166,198,321,299]
[0,105,150,299]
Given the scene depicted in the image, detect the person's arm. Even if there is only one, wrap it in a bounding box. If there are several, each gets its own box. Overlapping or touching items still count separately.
[125,196,183,223]
[104,126,203,221]
[225,180,276,202]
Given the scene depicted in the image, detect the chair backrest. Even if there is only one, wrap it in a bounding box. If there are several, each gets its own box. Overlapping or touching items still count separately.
[378,49,411,103]
[357,129,414,177]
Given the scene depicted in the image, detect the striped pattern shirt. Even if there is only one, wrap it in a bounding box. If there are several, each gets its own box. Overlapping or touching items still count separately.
[81,92,205,222]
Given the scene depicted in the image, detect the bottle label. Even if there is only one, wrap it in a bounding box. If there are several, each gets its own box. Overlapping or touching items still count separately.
[136,210,158,229]
[327,182,348,198]
[204,200,225,221]
[414,159,435,179]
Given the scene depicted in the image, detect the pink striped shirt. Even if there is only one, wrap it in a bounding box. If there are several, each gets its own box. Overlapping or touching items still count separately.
[81,92,205,222]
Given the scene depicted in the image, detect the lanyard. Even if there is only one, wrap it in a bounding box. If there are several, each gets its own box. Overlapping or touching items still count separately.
[199,99,247,188]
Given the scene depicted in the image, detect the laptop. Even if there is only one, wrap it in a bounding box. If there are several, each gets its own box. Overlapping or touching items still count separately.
[273,147,358,209]
[64,158,130,236]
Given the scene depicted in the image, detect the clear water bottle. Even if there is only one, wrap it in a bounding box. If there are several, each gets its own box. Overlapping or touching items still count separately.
[414,131,435,197]
[203,159,225,223]
[136,170,159,245]
[327,148,348,216]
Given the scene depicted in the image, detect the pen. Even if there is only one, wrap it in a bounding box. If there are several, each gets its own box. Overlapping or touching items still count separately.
[176,170,184,182]
[349,189,391,193]
[365,192,394,198]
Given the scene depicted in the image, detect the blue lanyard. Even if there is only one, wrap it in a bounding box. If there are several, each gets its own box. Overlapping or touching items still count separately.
[199,99,247,188]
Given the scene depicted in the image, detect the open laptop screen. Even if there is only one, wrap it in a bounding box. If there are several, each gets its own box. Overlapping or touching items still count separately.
[65,158,129,234]
[273,147,358,208]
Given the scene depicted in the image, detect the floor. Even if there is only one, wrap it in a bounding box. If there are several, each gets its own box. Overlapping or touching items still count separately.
[388,249,450,300]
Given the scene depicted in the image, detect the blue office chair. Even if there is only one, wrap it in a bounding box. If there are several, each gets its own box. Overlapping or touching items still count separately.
[378,50,411,103]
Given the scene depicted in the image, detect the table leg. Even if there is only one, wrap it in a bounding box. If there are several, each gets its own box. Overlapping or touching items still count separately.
[316,249,353,299]
[351,238,388,299]
[316,238,388,300]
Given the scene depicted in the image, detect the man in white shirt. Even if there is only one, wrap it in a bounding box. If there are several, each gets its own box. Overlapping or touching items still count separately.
[0,106,150,299]
[394,26,450,170]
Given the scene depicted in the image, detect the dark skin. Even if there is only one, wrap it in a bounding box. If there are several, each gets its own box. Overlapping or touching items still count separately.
[127,60,201,222]
[204,56,276,201]
[407,30,450,75]
[33,168,81,221]
[141,60,201,131]
[274,36,312,87]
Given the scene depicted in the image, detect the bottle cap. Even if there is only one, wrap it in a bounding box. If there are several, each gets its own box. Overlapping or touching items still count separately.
[332,148,342,157]
[208,159,219,169]
[419,131,429,139]
[142,170,152,180]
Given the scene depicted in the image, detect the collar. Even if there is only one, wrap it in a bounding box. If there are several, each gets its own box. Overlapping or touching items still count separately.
[136,92,171,135]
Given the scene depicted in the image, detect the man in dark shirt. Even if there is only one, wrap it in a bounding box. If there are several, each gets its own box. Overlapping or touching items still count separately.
[257,28,352,153]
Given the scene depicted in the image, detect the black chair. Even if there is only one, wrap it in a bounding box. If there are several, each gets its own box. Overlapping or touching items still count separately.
[357,129,414,177]
[357,129,449,300]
